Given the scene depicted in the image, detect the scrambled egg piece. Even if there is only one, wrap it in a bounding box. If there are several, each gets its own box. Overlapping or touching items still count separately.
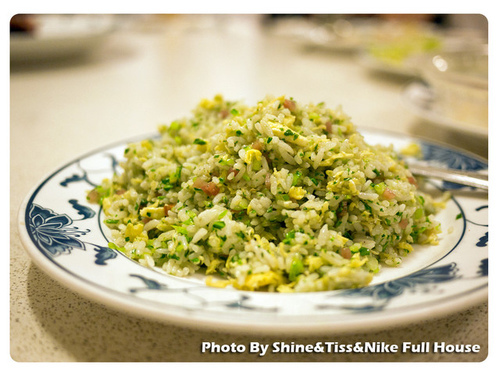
[237,271,287,291]
[244,149,262,164]
[326,171,359,195]
[400,142,422,158]
[289,186,307,200]
[124,223,145,241]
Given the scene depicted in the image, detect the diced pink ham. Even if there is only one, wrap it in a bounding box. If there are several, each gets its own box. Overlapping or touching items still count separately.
[340,247,352,259]
[194,179,220,196]
[283,99,296,111]
[252,141,264,150]
[87,189,100,204]
[265,173,271,189]
[399,218,408,229]
[383,188,396,200]
[228,168,240,178]
[408,175,418,186]
[325,121,333,133]
[164,204,174,216]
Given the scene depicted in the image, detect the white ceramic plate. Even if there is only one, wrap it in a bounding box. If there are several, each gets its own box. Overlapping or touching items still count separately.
[18,129,488,334]
[401,81,488,138]
[10,14,116,63]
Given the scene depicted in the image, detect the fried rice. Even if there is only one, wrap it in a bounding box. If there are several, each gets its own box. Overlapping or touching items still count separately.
[88,95,443,292]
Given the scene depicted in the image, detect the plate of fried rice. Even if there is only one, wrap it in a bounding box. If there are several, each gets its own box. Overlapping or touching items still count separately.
[18,95,488,333]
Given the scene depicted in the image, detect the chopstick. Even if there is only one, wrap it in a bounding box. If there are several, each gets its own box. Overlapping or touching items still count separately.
[408,163,488,191]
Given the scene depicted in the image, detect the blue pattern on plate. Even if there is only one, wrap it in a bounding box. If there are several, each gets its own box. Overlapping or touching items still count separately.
[324,263,461,312]
[27,202,116,265]
[420,143,487,171]
[128,274,280,313]
[28,204,89,256]
[420,143,488,190]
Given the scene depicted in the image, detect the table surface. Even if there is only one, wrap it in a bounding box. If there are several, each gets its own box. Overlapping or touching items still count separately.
[10,15,489,362]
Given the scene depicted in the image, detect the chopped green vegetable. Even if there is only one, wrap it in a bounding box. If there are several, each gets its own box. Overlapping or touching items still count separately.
[212,221,226,230]
[289,258,304,281]
[194,138,207,145]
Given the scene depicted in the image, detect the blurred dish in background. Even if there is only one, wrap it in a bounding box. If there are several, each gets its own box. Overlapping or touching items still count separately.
[358,20,445,77]
[264,14,319,44]
[402,43,488,137]
[357,18,486,78]
[296,17,446,77]
[367,22,441,64]
[265,15,378,53]
[401,80,487,138]
[300,18,375,53]
[417,45,487,127]
[10,14,117,64]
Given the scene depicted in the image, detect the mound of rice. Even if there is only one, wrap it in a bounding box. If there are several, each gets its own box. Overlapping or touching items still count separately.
[88,95,443,292]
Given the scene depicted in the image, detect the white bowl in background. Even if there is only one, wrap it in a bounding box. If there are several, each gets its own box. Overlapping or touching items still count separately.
[417,45,488,129]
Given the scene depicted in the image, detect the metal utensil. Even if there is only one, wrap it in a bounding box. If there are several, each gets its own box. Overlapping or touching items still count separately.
[409,163,488,191]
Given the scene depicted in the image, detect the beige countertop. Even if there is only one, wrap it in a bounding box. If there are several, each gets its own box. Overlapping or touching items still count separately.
[10,15,489,363]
